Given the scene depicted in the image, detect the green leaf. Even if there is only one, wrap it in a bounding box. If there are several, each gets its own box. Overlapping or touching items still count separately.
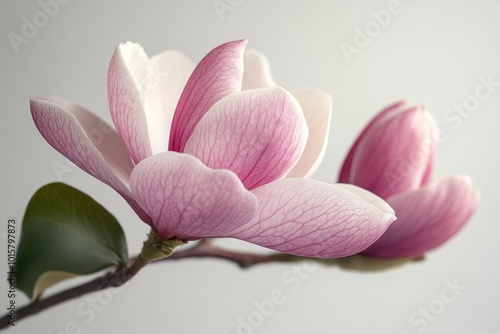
[16,182,129,299]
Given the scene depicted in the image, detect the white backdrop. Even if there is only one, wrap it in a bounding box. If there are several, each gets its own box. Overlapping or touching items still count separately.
[1,1,499,333]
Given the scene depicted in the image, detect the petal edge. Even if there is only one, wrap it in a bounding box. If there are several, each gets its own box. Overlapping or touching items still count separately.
[231,179,396,258]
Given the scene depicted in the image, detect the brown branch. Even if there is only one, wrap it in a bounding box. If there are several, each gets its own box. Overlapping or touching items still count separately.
[0,240,301,330]
[165,239,301,268]
[163,240,416,271]
[0,239,416,330]
[1,266,133,330]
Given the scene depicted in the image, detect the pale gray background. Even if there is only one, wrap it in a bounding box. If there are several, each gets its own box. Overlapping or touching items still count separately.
[1,1,499,333]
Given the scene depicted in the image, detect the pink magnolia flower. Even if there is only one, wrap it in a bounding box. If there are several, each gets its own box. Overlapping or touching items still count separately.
[339,101,479,258]
[30,40,396,258]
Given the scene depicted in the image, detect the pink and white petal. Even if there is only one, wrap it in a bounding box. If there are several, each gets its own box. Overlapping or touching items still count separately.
[31,97,133,185]
[144,50,194,155]
[335,184,395,213]
[107,42,152,163]
[338,101,407,183]
[286,89,332,178]
[169,40,247,152]
[347,105,434,199]
[363,175,479,258]
[129,152,258,240]
[229,179,396,258]
[30,97,151,223]
[242,49,277,90]
[184,87,308,190]
[35,96,134,184]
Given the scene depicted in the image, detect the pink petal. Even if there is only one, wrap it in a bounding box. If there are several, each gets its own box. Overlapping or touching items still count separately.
[169,40,247,152]
[129,152,258,240]
[341,103,435,199]
[339,101,407,183]
[420,111,438,185]
[30,97,151,223]
[184,87,308,190]
[107,42,154,163]
[363,175,479,258]
[286,89,332,178]
[242,49,277,90]
[230,179,396,258]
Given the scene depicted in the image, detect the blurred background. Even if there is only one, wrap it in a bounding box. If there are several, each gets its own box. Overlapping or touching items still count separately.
[1,1,499,333]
